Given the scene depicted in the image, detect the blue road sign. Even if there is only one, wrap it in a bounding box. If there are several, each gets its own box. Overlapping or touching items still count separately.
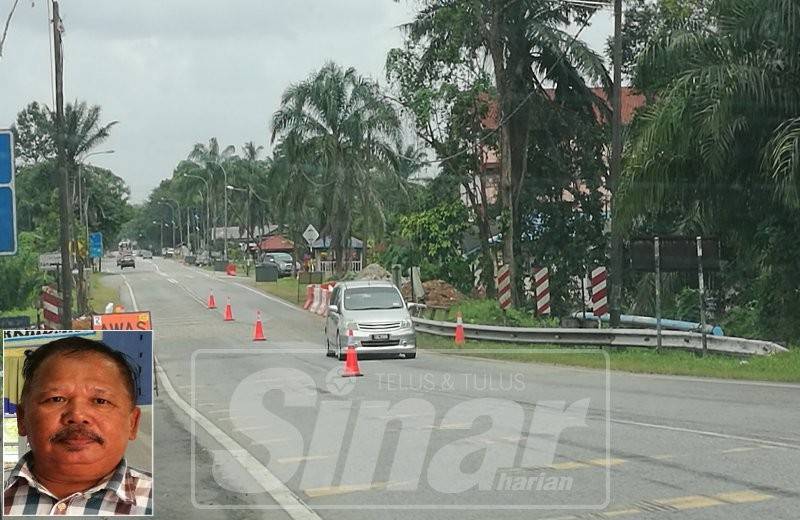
[0,130,17,255]
[89,231,103,258]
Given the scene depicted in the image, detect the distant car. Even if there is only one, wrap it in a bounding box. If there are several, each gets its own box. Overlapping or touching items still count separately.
[141,250,153,259]
[117,254,135,269]
[165,248,175,258]
[260,252,296,276]
[134,250,141,257]
[195,251,211,266]
[324,280,416,360]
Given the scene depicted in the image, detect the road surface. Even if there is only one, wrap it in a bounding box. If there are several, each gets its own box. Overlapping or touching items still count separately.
[100,257,800,519]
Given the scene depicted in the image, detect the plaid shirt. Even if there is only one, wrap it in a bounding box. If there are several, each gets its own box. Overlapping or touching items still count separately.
[3,452,152,516]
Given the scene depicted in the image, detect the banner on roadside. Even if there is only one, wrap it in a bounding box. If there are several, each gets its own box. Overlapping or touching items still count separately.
[92,311,152,331]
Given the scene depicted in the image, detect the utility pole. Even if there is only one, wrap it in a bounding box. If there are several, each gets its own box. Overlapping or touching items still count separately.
[53,1,72,329]
[609,0,624,328]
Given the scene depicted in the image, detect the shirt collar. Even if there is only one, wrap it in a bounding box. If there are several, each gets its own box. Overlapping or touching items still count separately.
[4,452,135,504]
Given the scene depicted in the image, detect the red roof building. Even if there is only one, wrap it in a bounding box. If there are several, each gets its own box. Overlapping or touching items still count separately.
[258,235,294,252]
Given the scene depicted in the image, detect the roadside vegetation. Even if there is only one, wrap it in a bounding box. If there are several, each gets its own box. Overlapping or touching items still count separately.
[419,334,800,383]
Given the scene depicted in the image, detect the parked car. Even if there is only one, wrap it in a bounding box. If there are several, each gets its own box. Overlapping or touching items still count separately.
[141,250,153,259]
[165,247,175,258]
[260,252,297,276]
[324,280,416,360]
[117,254,135,269]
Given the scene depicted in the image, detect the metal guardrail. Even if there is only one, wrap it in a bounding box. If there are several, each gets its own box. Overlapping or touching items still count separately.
[411,317,788,356]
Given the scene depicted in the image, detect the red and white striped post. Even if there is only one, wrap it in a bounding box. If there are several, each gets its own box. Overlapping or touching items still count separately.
[41,285,63,330]
[591,267,609,320]
[533,267,551,316]
[497,264,512,311]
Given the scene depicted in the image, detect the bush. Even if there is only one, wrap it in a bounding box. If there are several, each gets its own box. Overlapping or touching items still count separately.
[0,233,47,311]
[448,299,559,328]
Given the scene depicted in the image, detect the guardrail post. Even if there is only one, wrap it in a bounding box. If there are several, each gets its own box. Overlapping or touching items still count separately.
[655,237,662,352]
[697,236,707,357]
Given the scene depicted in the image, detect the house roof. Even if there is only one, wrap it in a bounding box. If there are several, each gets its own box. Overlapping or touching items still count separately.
[310,236,364,250]
[480,87,646,128]
[258,235,295,251]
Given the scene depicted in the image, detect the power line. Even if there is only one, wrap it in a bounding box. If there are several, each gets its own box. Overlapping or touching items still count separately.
[393,12,597,167]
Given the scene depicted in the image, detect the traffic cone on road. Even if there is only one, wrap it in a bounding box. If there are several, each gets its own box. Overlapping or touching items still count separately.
[252,311,266,341]
[224,297,234,321]
[342,329,363,377]
[207,290,217,309]
[454,311,465,346]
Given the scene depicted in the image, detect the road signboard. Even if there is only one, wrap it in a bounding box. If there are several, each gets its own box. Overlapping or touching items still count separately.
[631,237,720,272]
[0,130,17,255]
[38,252,62,271]
[89,232,103,258]
[303,224,319,246]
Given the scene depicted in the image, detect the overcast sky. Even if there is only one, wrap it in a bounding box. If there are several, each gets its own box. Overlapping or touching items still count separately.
[0,1,612,202]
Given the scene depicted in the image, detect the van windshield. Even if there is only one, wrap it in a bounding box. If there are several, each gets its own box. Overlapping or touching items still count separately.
[343,287,404,311]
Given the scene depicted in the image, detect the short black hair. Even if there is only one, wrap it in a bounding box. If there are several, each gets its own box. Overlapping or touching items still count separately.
[21,336,139,407]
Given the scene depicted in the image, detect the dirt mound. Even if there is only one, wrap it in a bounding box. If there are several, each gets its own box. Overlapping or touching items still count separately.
[356,263,392,281]
[402,279,464,307]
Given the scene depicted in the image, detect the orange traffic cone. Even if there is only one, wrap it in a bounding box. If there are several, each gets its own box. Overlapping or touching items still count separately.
[454,311,465,346]
[223,297,234,321]
[252,311,266,341]
[207,290,217,309]
[342,329,363,377]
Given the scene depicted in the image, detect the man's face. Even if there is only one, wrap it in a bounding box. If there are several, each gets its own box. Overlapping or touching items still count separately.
[17,351,141,480]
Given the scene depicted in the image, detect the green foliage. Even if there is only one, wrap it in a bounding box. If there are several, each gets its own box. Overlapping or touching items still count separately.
[621,0,800,343]
[0,233,47,311]
[270,62,403,273]
[391,202,472,292]
[449,299,559,328]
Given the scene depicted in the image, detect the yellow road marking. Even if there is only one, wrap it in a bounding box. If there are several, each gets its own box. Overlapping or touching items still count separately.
[303,481,409,498]
[548,461,588,470]
[715,490,773,503]
[603,508,640,517]
[655,495,724,510]
[721,446,760,453]
[587,457,626,467]
[276,454,332,464]
[650,454,675,460]
[436,422,474,430]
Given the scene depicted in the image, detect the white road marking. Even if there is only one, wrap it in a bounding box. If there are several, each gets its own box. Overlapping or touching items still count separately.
[168,278,179,284]
[156,364,321,519]
[129,269,321,520]
[613,418,800,450]
[233,282,307,314]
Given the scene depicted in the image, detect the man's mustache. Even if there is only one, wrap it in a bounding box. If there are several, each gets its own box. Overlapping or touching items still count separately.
[50,424,105,445]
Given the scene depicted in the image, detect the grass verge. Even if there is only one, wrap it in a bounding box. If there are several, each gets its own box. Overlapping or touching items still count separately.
[256,277,305,306]
[89,272,121,313]
[418,333,800,383]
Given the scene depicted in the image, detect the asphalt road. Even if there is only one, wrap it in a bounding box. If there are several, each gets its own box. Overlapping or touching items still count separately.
[102,257,800,519]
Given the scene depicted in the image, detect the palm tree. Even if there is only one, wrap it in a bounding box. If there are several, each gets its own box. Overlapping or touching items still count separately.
[271,62,402,273]
[620,0,800,340]
[187,138,236,252]
[52,101,117,315]
[622,0,799,217]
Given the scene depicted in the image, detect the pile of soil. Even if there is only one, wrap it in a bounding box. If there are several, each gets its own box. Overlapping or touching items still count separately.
[356,263,392,281]
[402,279,465,307]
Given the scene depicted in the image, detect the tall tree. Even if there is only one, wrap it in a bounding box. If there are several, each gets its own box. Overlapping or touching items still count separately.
[399,0,610,304]
[271,62,402,273]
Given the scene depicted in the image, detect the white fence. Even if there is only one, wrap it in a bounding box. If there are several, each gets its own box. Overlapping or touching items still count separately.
[319,260,363,273]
